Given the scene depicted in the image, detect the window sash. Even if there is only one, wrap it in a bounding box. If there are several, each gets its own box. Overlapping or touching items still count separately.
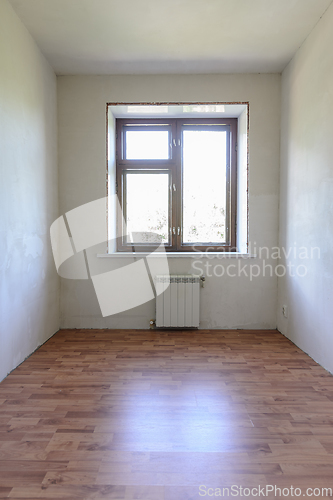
[116,118,237,252]
[120,169,173,249]
[117,119,177,165]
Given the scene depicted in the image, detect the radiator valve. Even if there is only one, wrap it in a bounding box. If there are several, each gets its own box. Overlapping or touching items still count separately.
[149,319,156,329]
[200,276,206,288]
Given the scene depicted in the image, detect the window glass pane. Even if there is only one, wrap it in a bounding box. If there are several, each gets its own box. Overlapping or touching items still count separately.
[182,130,227,244]
[125,173,169,244]
[125,130,169,160]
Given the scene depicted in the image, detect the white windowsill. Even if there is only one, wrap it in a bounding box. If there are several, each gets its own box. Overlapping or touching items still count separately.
[97,252,256,259]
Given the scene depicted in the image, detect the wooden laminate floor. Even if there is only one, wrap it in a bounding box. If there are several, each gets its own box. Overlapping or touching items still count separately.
[0,329,333,499]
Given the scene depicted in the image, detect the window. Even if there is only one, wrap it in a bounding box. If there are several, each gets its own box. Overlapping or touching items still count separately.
[116,118,237,252]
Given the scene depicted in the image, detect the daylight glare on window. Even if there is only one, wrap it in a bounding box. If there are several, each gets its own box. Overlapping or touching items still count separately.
[125,130,169,160]
[125,173,169,244]
[182,130,227,244]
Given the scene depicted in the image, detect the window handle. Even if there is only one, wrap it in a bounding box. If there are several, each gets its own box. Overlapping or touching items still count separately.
[173,139,176,147]
[173,183,176,191]
[177,227,180,236]
[173,227,176,235]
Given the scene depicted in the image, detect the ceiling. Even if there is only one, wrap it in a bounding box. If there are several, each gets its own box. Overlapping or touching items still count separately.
[8,0,333,75]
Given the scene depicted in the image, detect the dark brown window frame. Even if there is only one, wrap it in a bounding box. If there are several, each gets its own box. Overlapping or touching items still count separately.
[115,117,238,252]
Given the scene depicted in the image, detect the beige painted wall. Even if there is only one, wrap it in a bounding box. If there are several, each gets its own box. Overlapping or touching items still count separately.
[58,74,281,330]
[0,0,59,381]
[278,3,333,372]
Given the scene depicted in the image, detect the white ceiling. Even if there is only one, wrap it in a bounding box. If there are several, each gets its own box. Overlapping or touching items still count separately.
[8,0,333,75]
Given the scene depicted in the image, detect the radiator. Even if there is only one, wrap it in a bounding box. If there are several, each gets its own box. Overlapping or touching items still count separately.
[155,275,200,328]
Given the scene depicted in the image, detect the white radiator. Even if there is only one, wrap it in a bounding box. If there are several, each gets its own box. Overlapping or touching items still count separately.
[155,275,200,328]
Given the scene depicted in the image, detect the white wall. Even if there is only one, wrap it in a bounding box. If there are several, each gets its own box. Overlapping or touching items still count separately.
[278,3,333,372]
[0,0,59,381]
[237,108,248,254]
[58,74,281,330]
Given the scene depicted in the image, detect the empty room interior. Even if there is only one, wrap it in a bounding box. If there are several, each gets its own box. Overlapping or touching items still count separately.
[1,0,333,498]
